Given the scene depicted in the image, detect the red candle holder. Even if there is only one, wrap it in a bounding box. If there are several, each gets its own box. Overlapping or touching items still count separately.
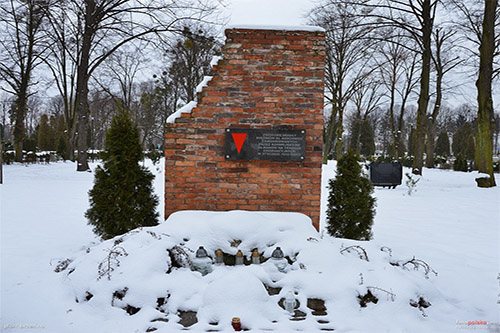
[231,317,241,331]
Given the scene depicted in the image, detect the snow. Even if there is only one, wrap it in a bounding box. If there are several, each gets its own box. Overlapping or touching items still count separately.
[226,24,325,32]
[166,76,213,124]
[1,160,500,332]
[210,56,222,68]
[166,101,197,124]
[195,76,213,94]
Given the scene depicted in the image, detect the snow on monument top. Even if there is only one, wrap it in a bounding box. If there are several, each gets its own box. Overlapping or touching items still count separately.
[226,24,325,32]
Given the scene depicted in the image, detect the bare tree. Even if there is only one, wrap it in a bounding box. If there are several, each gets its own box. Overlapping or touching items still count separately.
[165,25,221,104]
[25,95,43,137]
[352,78,383,121]
[42,0,220,171]
[95,44,146,111]
[147,71,182,146]
[375,33,420,157]
[42,1,85,160]
[348,76,382,156]
[309,0,377,162]
[46,95,65,118]
[451,0,500,80]
[0,0,48,161]
[135,81,164,149]
[88,90,115,151]
[425,27,463,167]
[350,0,442,174]
[91,44,145,148]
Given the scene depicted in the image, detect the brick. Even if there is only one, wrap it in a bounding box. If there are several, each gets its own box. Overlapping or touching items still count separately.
[239,205,260,210]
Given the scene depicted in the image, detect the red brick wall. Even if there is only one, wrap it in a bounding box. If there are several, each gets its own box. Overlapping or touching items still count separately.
[165,27,325,230]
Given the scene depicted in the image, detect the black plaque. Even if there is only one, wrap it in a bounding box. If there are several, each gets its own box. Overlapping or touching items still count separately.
[369,162,402,188]
[225,128,306,161]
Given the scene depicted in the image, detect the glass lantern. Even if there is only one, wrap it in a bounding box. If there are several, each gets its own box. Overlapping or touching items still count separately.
[283,291,296,313]
[271,247,288,273]
[192,246,212,276]
[215,249,224,265]
[251,249,260,264]
[235,250,244,265]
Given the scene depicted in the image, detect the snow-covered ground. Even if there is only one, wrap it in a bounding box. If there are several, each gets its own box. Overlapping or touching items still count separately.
[1,160,499,332]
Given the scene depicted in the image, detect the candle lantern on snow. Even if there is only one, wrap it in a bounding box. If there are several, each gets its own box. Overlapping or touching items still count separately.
[215,249,224,265]
[192,246,212,275]
[251,249,260,264]
[283,291,297,313]
[271,247,288,272]
[235,250,244,265]
[231,317,241,331]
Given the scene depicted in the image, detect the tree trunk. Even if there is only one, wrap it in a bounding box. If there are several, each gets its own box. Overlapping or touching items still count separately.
[75,0,95,172]
[425,119,436,168]
[389,79,397,158]
[335,106,344,158]
[1,140,3,184]
[14,76,32,163]
[412,0,433,175]
[475,0,497,187]
[397,100,408,158]
[13,96,27,162]
[68,121,76,161]
[425,69,442,169]
[322,107,337,164]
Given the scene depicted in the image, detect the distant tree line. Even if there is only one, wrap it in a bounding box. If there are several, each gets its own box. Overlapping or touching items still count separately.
[0,0,221,168]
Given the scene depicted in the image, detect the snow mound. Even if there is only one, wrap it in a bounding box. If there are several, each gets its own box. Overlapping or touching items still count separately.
[165,210,316,259]
[56,210,457,332]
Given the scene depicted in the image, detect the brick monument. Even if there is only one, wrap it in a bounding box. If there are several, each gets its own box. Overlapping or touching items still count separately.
[165,26,325,230]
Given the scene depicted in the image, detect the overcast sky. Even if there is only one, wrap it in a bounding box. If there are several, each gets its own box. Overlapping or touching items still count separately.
[225,0,318,26]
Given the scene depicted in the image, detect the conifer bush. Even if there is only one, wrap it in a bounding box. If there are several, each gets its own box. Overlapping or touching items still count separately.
[435,131,450,158]
[86,109,159,239]
[326,150,376,240]
[453,153,468,172]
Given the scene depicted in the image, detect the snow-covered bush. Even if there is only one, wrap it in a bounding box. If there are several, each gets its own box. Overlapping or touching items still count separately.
[85,109,159,239]
[326,150,376,240]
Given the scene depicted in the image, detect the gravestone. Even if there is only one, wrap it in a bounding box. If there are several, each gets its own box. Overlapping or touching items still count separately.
[165,26,326,230]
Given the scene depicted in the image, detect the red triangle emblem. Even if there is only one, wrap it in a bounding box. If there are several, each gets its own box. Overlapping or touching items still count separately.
[231,133,247,154]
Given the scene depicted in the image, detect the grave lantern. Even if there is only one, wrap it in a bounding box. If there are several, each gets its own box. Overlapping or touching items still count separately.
[215,249,224,265]
[284,291,297,313]
[271,247,287,272]
[231,317,241,331]
[252,249,260,264]
[192,246,212,275]
[235,250,244,265]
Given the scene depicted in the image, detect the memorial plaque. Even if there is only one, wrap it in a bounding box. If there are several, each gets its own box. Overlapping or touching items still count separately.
[369,162,402,188]
[225,128,306,161]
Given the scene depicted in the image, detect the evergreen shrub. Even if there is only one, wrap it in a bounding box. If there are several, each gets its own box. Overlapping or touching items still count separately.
[85,109,159,239]
[453,154,468,172]
[326,150,376,240]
